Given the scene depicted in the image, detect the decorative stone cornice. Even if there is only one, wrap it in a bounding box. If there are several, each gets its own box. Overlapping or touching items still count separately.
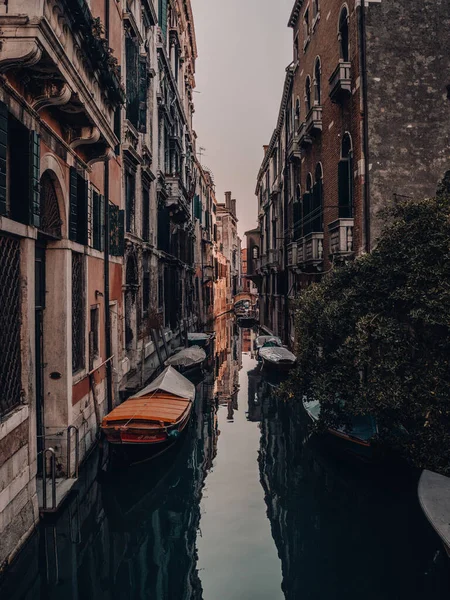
[70,126,101,149]
[288,0,305,28]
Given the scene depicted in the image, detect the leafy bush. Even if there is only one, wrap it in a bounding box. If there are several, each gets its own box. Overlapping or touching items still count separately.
[287,193,450,474]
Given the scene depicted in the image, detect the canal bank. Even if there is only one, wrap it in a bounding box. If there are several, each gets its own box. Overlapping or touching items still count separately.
[0,316,449,599]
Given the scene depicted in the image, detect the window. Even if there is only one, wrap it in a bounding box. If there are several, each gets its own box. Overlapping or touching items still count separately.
[295,98,300,129]
[69,168,89,245]
[91,188,104,251]
[125,31,139,128]
[305,76,312,113]
[158,0,168,39]
[143,255,150,315]
[303,173,313,235]
[89,306,99,367]
[252,246,259,260]
[339,7,349,62]
[314,58,322,105]
[72,253,85,373]
[312,163,324,232]
[303,8,310,42]
[294,34,299,63]
[338,133,354,218]
[313,0,320,18]
[142,185,150,241]
[125,169,136,233]
[0,235,21,416]
[294,185,302,241]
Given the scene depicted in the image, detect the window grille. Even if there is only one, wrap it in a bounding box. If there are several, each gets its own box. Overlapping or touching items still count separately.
[40,171,62,239]
[72,253,85,373]
[89,306,99,369]
[0,235,22,417]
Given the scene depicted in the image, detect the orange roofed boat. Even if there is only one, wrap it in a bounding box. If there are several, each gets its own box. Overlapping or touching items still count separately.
[101,366,195,450]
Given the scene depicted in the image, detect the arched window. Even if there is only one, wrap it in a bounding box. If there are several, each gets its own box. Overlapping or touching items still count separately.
[39,171,62,239]
[252,246,259,260]
[303,173,313,235]
[305,77,312,113]
[294,184,302,241]
[295,97,300,129]
[306,172,313,192]
[313,0,320,19]
[338,133,353,218]
[339,7,349,62]
[314,58,321,105]
[312,163,324,232]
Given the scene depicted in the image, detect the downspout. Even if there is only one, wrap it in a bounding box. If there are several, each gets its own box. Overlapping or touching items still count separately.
[283,77,292,346]
[104,159,113,412]
[359,0,371,252]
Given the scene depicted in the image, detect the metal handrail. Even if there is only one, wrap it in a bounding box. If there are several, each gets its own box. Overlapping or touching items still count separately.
[67,425,80,478]
[43,448,57,510]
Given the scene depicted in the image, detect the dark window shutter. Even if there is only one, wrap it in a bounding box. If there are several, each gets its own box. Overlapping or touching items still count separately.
[69,167,78,241]
[92,191,100,250]
[99,194,105,252]
[312,181,323,232]
[29,131,40,228]
[338,159,352,218]
[126,35,139,128]
[138,57,148,133]
[293,201,301,241]
[77,175,88,245]
[114,107,121,155]
[118,209,125,255]
[159,0,168,39]
[0,102,7,216]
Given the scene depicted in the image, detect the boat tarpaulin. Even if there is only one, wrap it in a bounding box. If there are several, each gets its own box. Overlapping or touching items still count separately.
[418,470,450,549]
[135,366,195,401]
[256,336,282,349]
[259,347,296,363]
[165,346,206,368]
[187,332,210,342]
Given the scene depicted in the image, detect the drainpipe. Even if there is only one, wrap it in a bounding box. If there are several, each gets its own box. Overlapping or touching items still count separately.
[283,79,292,346]
[359,0,371,252]
[104,159,113,412]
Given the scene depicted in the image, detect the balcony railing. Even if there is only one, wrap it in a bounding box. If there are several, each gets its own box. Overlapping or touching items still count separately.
[287,242,297,267]
[329,61,352,103]
[287,132,301,160]
[296,233,324,268]
[305,106,323,136]
[328,218,354,259]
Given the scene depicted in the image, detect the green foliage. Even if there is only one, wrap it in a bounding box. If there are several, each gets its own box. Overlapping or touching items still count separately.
[287,194,450,474]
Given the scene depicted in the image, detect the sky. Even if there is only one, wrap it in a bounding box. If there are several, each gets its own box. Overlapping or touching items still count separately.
[190,0,294,239]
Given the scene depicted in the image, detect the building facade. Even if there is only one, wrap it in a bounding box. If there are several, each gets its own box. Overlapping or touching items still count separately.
[249,0,450,344]
[0,0,233,569]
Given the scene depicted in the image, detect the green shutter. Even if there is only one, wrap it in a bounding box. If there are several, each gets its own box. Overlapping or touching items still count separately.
[159,0,168,39]
[69,167,78,241]
[78,175,89,245]
[99,194,105,252]
[138,57,148,133]
[0,102,7,216]
[338,159,352,218]
[92,191,100,250]
[29,131,40,228]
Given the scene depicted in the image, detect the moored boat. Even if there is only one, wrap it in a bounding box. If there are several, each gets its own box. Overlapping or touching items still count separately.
[259,346,297,371]
[255,336,283,361]
[101,366,195,462]
[187,332,211,349]
[237,313,257,327]
[418,470,450,558]
[302,398,377,460]
[165,346,206,374]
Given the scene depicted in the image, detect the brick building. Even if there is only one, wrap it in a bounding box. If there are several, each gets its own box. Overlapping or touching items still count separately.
[249,0,450,344]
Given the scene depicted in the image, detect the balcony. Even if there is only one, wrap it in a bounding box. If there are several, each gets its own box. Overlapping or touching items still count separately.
[328,218,354,260]
[302,232,324,268]
[298,122,313,148]
[287,132,301,161]
[165,175,190,223]
[305,106,323,136]
[0,0,124,159]
[287,242,297,268]
[329,61,352,103]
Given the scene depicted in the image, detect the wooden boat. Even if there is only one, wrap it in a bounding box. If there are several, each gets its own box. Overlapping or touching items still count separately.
[165,346,206,374]
[255,336,283,361]
[302,398,377,460]
[259,345,296,371]
[418,470,450,558]
[187,332,211,349]
[101,366,195,453]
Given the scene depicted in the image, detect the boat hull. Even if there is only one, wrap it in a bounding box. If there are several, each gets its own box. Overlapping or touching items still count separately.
[261,357,296,372]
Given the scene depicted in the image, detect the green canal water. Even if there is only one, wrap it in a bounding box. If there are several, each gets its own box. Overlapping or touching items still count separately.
[1,317,449,599]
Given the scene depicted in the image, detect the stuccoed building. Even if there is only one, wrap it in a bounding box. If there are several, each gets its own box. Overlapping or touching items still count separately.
[249,0,450,344]
[0,0,221,569]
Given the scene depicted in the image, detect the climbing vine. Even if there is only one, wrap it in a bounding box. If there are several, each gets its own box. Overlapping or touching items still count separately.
[286,192,450,474]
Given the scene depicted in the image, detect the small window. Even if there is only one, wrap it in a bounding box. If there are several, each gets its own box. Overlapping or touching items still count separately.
[338,133,354,218]
[313,0,320,18]
[339,7,349,62]
[125,169,136,233]
[91,188,104,251]
[303,8,310,41]
[295,98,300,128]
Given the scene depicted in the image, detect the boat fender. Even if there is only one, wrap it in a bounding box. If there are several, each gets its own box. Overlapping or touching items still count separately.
[168,430,180,439]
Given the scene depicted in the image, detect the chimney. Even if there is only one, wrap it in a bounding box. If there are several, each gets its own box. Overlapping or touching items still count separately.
[225,191,232,209]
[231,199,236,216]
[263,145,269,156]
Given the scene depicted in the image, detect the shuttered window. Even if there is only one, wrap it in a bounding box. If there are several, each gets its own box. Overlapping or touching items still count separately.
[338,158,353,218]
[125,170,136,233]
[29,131,40,228]
[109,203,125,256]
[293,201,302,241]
[158,0,168,40]
[69,168,88,244]
[92,189,104,251]
[302,192,312,235]
[142,185,150,241]
[311,180,323,232]
[126,34,139,128]
[138,56,148,133]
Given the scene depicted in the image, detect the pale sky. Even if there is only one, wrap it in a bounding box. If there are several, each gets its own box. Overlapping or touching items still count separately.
[191,0,294,239]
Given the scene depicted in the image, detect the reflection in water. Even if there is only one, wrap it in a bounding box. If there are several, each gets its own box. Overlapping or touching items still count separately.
[1,317,449,600]
[258,383,450,600]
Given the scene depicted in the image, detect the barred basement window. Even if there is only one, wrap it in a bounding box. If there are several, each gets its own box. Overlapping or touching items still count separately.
[0,235,22,417]
[72,253,85,373]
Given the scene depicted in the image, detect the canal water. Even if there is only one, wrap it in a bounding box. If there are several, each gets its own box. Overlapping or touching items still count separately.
[1,315,449,599]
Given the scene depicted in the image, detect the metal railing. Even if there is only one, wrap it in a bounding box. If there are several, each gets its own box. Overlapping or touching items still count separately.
[67,425,80,479]
[42,448,57,511]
